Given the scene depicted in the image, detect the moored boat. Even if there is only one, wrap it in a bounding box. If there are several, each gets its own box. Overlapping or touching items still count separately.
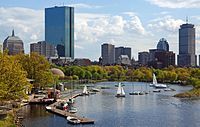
[66,116,81,124]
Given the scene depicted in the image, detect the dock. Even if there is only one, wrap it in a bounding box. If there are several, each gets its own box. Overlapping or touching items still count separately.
[46,92,95,124]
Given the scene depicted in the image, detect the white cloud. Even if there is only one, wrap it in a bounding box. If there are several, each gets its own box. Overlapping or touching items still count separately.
[0,7,148,60]
[148,15,184,33]
[68,3,102,9]
[0,7,44,52]
[147,0,200,8]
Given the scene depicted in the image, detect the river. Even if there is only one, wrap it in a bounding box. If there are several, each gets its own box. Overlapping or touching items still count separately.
[22,82,200,127]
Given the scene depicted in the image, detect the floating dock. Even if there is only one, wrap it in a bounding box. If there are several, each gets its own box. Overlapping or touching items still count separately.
[47,93,95,124]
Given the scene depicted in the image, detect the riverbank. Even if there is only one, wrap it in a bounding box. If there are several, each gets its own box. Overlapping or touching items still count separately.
[174,88,200,98]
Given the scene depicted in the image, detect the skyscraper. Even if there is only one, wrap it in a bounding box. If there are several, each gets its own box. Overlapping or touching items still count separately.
[178,23,196,67]
[115,47,131,62]
[45,6,74,58]
[101,43,115,65]
[3,30,24,55]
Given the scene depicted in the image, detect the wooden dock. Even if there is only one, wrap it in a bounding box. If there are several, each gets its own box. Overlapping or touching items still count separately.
[47,93,95,124]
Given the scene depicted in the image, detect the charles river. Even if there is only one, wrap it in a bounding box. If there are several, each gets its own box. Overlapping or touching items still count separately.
[22,82,200,127]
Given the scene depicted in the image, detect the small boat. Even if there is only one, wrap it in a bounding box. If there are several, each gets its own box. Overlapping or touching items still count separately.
[153,89,161,93]
[164,88,175,91]
[67,98,75,104]
[151,73,167,88]
[66,116,81,124]
[115,82,125,97]
[129,91,140,95]
[81,85,89,96]
[68,107,78,113]
[90,88,100,92]
[45,106,52,110]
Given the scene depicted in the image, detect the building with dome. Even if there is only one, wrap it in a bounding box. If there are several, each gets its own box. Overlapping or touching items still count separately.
[3,30,24,55]
[157,38,169,51]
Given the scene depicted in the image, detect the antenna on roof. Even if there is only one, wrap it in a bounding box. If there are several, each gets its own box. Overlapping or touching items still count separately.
[12,29,15,36]
[186,16,188,24]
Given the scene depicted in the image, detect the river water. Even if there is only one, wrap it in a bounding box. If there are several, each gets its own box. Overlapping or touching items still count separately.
[22,82,200,127]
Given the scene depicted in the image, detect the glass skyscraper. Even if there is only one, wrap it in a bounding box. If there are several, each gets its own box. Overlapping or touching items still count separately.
[45,6,74,58]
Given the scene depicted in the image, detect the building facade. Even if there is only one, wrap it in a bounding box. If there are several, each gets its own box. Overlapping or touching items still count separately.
[154,50,175,68]
[45,6,74,58]
[3,30,24,55]
[30,41,55,58]
[101,43,115,65]
[115,47,131,62]
[117,55,131,65]
[178,23,196,67]
[138,52,150,66]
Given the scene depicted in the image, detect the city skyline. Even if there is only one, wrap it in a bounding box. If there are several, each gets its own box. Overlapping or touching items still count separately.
[0,0,200,61]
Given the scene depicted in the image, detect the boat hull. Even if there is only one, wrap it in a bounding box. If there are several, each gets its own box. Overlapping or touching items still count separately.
[115,94,125,97]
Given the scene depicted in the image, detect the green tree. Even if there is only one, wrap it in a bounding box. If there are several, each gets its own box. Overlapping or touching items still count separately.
[0,52,31,101]
[15,52,54,89]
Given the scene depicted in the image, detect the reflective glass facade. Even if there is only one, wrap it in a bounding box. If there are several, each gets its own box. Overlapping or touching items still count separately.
[45,6,74,58]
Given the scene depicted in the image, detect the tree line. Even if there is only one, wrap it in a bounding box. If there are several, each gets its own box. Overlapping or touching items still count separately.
[56,65,200,89]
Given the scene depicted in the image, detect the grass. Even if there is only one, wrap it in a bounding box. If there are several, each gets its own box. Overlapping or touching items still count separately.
[174,88,200,98]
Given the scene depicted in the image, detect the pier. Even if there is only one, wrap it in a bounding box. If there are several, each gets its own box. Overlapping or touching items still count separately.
[46,92,95,124]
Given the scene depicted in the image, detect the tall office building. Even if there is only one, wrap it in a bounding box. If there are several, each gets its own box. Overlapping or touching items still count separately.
[101,43,115,65]
[3,30,24,55]
[115,47,131,62]
[30,41,55,58]
[178,23,196,67]
[45,6,74,58]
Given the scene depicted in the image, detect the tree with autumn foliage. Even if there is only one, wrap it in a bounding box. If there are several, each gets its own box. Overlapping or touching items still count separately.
[0,52,31,101]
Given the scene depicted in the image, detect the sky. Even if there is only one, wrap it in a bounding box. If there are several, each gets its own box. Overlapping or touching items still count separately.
[0,0,200,61]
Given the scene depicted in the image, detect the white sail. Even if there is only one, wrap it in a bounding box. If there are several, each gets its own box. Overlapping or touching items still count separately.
[121,87,125,95]
[83,85,88,94]
[153,73,157,85]
[117,83,122,94]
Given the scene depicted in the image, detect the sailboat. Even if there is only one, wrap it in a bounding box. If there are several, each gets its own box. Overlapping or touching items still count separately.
[116,82,125,97]
[150,73,167,88]
[150,73,157,87]
[82,85,89,96]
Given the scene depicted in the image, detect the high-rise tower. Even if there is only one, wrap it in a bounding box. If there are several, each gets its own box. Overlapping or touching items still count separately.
[45,6,74,58]
[178,22,196,67]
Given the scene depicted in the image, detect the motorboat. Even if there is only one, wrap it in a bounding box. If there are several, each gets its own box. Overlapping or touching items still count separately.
[66,116,81,124]
[90,88,100,92]
[115,82,125,97]
[129,91,140,95]
[153,89,161,93]
[68,107,78,114]
[45,106,52,110]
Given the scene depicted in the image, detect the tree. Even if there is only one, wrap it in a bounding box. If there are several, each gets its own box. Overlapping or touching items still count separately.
[0,52,31,101]
[15,52,54,89]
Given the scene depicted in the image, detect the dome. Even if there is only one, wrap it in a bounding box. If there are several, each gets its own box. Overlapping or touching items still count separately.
[4,30,23,43]
[50,68,65,77]
[157,38,169,51]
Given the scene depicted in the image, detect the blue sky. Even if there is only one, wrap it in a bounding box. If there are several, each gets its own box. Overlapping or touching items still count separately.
[0,0,200,61]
